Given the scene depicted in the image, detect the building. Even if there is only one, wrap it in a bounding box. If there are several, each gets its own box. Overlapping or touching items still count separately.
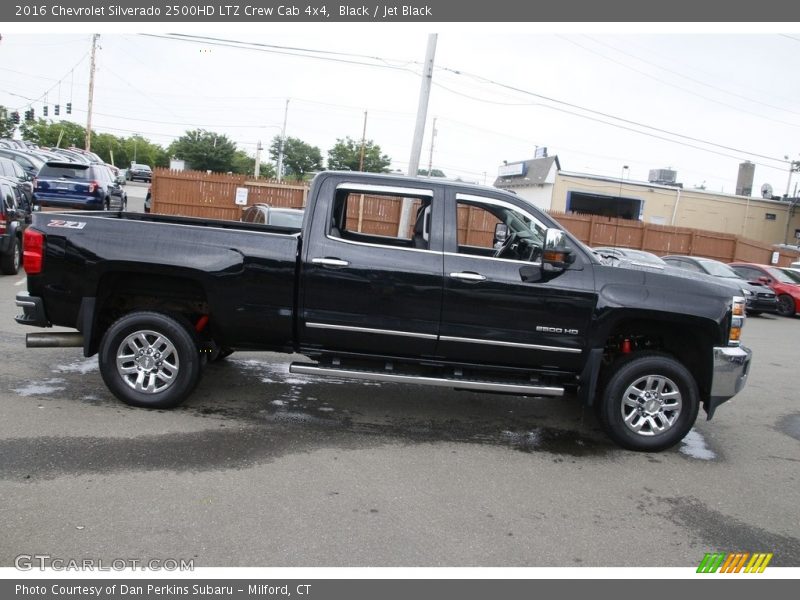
[494,154,800,247]
[493,154,560,211]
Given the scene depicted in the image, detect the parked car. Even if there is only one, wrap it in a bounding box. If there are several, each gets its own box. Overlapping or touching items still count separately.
[0,176,29,274]
[778,267,800,284]
[0,156,34,206]
[0,148,45,179]
[128,164,152,182]
[47,148,92,164]
[16,171,753,452]
[241,204,304,228]
[33,161,126,211]
[663,255,779,315]
[594,246,745,299]
[729,262,800,317]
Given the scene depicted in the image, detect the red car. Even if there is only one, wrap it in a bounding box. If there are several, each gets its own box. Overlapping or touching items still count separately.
[730,262,800,317]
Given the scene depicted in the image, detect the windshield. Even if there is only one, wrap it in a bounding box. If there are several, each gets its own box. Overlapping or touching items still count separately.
[697,259,740,278]
[767,267,797,284]
[781,268,800,283]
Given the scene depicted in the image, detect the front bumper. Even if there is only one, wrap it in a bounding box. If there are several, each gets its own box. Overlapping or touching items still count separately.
[15,292,50,327]
[706,345,752,419]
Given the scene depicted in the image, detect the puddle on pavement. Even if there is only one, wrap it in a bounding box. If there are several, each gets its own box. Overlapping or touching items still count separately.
[776,414,800,442]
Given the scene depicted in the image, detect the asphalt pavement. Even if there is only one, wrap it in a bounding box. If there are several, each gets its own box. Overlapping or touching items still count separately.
[0,266,798,568]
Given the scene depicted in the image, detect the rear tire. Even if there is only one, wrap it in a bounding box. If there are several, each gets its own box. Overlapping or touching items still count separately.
[776,294,796,317]
[1,237,21,275]
[98,311,202,408]
[599,352,699,452]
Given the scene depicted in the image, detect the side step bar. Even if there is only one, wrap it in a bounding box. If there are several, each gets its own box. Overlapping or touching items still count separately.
[289,362,564,397]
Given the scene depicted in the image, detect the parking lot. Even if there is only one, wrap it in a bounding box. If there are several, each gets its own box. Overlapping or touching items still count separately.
[0,264,798,568]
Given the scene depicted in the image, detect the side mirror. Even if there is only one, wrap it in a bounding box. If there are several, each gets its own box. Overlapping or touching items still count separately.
[494,223,509,246]
[542,228,576,272]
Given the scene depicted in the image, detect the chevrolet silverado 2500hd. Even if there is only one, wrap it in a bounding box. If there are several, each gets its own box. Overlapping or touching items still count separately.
[15,172,752,451]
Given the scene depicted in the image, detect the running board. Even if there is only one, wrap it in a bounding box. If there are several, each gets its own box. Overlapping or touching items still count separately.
[289,363,564,397]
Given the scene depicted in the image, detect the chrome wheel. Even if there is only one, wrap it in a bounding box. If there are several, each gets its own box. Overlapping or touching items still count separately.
[620,374,682,437]
[116,329,179,394]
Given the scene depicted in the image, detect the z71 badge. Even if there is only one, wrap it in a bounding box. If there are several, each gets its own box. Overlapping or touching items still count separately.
[47,220,86,230]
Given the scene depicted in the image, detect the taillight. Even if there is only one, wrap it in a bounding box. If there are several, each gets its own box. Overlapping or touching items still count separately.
[32,177,38,189]
[23,228,44,274]
[0,213,6,233]
[88,180,100,193]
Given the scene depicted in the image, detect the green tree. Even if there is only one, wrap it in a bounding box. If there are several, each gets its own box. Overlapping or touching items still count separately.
[20,119,86,148]
[269,135,323,180]
[231,149,276,178]
[327,136,391,173]
[0,106,16,139]
[418,168,446,178]
[168,129,238,173]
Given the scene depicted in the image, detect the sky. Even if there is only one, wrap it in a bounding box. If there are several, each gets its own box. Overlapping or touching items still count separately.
[2,25,800,196]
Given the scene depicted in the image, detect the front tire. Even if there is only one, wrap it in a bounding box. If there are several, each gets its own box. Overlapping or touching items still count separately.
[599,352,699,452]
[776,294,796,317]
[1,236,21,275]
[98,311,202,408]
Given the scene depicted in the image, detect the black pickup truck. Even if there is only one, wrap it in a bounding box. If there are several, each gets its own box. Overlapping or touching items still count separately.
[15,172,752,451]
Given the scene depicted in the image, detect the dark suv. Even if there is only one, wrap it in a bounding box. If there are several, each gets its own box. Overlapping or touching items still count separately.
[0,176,29,274]
[127,164,152,182]
[34,162,127,211]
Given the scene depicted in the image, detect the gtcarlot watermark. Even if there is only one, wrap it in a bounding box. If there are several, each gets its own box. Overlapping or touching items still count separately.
[14,554,194,571]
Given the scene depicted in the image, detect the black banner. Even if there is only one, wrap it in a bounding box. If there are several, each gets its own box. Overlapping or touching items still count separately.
[3,0,800,22]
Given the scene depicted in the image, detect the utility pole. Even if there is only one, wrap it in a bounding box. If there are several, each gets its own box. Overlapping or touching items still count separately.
[85,34,99,151]
[254,140,262,178]
[359,110,368,171]
[426,117,437,176]
[276,99,290,182]
[399,33,437,236]
[785,157,800,198]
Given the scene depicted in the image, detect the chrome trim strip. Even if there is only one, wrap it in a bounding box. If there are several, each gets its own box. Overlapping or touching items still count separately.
[337,183,434,197]
[444,251,542,267]
[439,335,582,353]
[324,233,442,255]
[289,364,565,397]
[305,322,438,340]
[15,300,36,307]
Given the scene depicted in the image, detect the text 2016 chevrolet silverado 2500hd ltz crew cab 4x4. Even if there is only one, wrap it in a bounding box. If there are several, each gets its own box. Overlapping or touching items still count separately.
[15,172,752,451]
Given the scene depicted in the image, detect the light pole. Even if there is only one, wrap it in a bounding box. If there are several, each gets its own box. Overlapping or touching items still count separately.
[619,165,629,198]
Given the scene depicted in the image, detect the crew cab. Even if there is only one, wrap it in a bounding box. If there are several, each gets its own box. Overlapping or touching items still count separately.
[15,172,752,451]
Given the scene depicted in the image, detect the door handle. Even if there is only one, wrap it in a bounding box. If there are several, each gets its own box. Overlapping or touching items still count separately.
[449,271,486,282]
[311,257,350,268]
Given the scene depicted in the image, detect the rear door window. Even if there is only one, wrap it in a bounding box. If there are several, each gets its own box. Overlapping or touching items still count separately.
[39,164,90,179]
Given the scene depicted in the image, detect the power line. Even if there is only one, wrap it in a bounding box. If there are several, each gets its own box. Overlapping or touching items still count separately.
[582,35,800,118]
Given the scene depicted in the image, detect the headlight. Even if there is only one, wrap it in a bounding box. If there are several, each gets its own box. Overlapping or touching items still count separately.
[742,288,753,296]
[729,296,746,345]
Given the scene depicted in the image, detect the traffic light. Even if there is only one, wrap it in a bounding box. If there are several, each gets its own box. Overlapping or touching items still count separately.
[43,105,48,117]
[11,111,20,124]
[66,102,72,114]
[24,108,34,122]
[54,104,60,116]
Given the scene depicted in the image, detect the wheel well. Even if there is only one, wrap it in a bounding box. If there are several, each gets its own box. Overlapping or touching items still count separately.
[599,319,713,403]
[89,273,208,355]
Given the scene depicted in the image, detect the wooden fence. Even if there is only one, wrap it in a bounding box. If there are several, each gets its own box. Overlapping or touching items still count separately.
[149,170,799,266]
[551,211,799,267]
[150,168,307,221]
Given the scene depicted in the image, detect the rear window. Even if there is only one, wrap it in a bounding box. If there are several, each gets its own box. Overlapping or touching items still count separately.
[39,164,90,179]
